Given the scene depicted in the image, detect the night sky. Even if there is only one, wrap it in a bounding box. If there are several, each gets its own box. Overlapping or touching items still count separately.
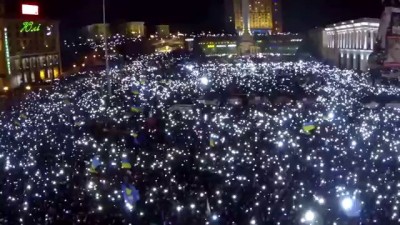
[9,0,384,32]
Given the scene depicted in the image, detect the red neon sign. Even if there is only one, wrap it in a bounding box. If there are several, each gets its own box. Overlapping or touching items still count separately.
[22,4,39,16]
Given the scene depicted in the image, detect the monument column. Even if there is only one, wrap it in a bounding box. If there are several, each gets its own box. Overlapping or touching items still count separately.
[343,33,346,48]
[347,32,350,48]
[351,31,354,48]
[370,30,374,49]
[238,0,258,54]
[364,30,368,49]
[355,31,358,48]
[242,0,250,35]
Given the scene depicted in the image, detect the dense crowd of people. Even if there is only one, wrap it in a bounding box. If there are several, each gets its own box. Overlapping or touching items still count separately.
[1,54,400,224]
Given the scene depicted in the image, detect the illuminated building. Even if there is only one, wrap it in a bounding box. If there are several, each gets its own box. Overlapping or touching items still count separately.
[231,0,282,35]
[0,3,61,88]
[156,25,170,38]
[194,33,302,56]
[121,22,145,37]
[197,37,238,56]
[322,18,379,71]
[185,38,194,52]
[152,37,184,53]
[255,33,303,56]
[83,23,111,38]
[83,22,145,38]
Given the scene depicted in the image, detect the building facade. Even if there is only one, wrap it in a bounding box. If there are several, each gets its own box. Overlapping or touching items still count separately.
[121,22,145,37]
[231,0,282,34]
[322,18,379,71]
[255,33,303,56]
[197,37,238,56]
[0,18,61,88]
[155,25,170,38]
[83,23,111,38]
[194,33,302,56]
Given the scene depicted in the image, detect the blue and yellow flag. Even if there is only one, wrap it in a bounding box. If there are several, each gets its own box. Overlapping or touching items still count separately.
[131,132,138,138]
[131,132,141,145]
[210,134,218,147]
[90,156,101,173]
[130,106,142,113]
[131,85,140,95]
[121,157,132,169]
[122,184,140,209]
[303,122,316,134]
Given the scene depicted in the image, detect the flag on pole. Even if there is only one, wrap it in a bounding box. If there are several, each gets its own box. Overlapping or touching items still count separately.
[122,183,140,210]
[90,155,101,174]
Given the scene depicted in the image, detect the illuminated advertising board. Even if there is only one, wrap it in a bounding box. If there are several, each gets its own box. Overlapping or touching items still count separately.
[22,4,39,16]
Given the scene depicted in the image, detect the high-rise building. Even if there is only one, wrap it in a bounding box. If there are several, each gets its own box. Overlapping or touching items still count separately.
[230,0,282,34]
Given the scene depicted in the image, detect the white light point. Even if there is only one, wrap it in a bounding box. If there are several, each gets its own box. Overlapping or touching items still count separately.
[125,202,133,210]
[304,210,315,222]
[341,197,353,211]
[328,112,334,120]
[200,77,209,85]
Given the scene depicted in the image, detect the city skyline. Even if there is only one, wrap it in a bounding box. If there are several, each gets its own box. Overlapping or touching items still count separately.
[0,0,385,32]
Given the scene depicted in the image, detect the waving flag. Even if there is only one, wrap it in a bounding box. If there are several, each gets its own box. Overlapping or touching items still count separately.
[210,134,219,147]
[121,157,132,169]
[122,184,140,210]
[90,155,101,174]
[130,105,142,113]
[303,122,316,134]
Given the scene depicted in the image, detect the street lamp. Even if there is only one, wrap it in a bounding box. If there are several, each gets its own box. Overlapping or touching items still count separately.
[103,0,111,100]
